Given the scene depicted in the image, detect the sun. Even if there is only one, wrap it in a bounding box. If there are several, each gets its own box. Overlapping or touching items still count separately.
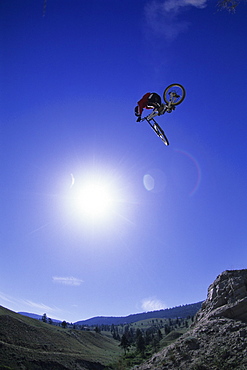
[76,182,114,218]
[64,168,130,230]
[69,174,119,222]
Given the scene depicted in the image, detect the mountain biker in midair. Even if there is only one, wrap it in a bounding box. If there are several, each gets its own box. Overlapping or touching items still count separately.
[135,92,163,122]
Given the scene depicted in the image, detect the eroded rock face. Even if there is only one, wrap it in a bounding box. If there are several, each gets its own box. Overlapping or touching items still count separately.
[195,269,247,323]
[133,270,247,370]
[134,317,247,370]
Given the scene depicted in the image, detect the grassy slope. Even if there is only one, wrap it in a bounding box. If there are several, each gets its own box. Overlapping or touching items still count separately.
[0,306,121,369]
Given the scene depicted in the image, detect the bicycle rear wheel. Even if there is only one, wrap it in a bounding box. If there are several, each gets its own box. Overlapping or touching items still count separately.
[163,83,186,106]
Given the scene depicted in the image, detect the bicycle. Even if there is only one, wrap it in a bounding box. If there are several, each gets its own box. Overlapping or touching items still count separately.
[141,83,186,146]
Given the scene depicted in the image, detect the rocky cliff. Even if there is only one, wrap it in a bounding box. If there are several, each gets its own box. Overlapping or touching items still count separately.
[134,269,247,370]
[195,269,247,324]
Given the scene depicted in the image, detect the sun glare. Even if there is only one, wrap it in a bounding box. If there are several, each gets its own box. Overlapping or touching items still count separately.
[63,168,132,231]
[69,173,119,223]
[77,183,114,218]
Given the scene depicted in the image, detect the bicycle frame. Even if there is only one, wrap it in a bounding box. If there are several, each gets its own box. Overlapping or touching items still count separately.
[144,101,174,121]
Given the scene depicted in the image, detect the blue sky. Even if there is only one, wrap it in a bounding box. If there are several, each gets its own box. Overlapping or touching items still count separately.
[0,0,247,323]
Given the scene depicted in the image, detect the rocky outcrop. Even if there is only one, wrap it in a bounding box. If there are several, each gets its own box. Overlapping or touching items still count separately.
[195,269,247,323]
[134,269,247,370]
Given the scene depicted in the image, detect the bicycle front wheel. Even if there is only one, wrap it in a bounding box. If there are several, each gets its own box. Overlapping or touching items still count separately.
[153,123,169,146]
[163,83,186,106]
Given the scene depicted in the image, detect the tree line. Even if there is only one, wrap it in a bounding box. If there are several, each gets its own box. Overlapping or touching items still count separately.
[41,313,193,334]
[112,317,193,357]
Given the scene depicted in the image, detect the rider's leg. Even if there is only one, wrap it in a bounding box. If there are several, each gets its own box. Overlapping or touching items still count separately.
[147,93,162,107]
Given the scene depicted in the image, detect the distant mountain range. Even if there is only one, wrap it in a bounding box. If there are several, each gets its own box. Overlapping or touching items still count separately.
[75,302,202,326]
[19,301,202,326]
